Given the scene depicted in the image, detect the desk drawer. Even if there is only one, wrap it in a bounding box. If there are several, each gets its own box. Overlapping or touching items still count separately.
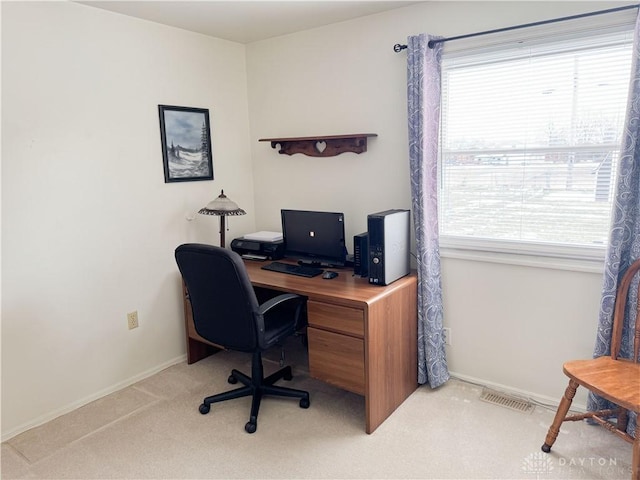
[307,300,364,337]
[308,327,365,395]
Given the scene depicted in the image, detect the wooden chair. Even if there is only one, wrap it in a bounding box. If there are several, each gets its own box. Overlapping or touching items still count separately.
[541,258,640,480]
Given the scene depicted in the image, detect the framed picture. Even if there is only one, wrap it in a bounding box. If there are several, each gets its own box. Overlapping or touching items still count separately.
[158,105,214,183]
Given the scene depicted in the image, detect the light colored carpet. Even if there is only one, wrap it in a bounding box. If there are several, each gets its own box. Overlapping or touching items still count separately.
[2,337,633,479]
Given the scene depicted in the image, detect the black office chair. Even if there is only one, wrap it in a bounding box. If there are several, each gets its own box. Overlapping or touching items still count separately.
[175,243,310,433]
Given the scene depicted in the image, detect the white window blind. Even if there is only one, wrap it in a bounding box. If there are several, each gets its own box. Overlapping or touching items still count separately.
[439,28,634,259]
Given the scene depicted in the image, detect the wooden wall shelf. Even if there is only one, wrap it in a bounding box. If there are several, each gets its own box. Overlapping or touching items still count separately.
[259,133,377,157]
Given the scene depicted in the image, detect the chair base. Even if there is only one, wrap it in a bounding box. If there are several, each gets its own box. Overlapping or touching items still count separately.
[199,350,310,433]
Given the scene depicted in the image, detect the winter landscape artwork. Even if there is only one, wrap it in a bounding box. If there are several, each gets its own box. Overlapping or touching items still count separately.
[159,105,213,183]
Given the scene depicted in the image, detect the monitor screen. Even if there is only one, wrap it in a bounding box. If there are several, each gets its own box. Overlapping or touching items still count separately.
[281,209,346,267]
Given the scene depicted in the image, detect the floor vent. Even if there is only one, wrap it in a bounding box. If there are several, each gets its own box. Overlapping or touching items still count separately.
[480,388,534,413]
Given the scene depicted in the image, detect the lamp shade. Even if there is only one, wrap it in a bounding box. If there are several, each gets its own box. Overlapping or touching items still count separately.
[198,190,246,217]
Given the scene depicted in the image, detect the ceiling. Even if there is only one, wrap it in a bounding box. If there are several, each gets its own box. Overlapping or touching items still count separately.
[79,1,421,44]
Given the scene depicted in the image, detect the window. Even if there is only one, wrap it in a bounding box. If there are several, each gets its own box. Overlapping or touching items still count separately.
[439,28,634,260]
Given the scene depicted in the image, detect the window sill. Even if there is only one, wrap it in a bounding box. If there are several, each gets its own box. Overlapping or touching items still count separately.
[439,239,605,274]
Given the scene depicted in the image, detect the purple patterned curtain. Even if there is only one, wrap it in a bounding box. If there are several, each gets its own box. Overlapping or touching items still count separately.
[588,11,640,437]
[407,34,449,388]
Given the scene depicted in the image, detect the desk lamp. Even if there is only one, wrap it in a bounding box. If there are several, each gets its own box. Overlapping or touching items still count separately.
[198,190,246,248]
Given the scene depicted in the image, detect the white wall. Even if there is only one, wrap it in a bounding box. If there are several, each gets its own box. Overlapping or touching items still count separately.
[246,1,626,406]
[1,1,255,439]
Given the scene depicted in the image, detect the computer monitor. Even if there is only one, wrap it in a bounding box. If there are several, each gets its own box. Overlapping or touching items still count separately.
[281,209,347,267]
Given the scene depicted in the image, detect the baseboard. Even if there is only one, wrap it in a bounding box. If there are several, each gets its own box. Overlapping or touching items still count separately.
[449,371,588,413]
[2,354,187,442]
[4,361,585,442]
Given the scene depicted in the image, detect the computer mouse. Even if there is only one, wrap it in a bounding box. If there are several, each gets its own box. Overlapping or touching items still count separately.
[322,271,338,279]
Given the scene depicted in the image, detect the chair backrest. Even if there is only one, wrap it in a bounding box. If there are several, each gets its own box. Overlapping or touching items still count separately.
[610,258,640,362]
[175,243,262,352]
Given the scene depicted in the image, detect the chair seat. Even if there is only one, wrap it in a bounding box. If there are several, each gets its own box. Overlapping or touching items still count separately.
[563,356,640,412]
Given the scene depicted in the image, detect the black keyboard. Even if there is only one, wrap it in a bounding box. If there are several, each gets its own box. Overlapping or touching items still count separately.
[261,261,323,278]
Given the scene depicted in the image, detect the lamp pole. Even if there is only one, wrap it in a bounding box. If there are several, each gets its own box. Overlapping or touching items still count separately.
[219,216,227,248]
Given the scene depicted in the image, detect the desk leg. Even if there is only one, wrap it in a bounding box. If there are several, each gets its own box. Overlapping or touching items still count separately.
[187,337,219,365]
[365,280,418,433]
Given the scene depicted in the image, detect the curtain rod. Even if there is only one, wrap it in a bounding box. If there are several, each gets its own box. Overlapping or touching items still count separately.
[393,3,639,52]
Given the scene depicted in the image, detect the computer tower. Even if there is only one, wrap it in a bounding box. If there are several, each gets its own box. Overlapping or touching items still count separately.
[353,232,369,277]
[367,209,410,286]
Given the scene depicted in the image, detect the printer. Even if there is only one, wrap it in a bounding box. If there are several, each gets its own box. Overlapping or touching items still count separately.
[230,237,284,260]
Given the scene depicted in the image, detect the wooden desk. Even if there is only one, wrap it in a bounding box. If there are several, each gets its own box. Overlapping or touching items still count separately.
[182,260,418,434]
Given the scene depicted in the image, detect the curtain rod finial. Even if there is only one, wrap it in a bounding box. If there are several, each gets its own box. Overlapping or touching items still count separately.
[394,43,407,53]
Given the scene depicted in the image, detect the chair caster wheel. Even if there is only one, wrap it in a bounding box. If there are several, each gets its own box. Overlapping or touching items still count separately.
[300,397,310,409]
[228,375,238,384]
[541,444,551,453]
[245,421,257,434]
[199,403,210,415]
[283,367,293,381]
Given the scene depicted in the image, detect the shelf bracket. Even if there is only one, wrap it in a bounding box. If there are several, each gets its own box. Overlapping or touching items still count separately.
[259,134,377,157]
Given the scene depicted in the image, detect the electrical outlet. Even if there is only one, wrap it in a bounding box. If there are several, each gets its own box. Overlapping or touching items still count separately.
[443,327,451,346]
[127,311,139,330]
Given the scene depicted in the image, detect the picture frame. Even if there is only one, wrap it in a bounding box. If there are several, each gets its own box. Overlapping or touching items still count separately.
[158,105,214,183]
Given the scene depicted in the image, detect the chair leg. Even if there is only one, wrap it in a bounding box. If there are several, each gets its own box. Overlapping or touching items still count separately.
[199,385,253,414]
[264,365,293,384]
[263,383,310,401]
[200,366,254,409]
[261,362,309,403]
[617,408,629,432]
[229,368,251,386]
[245,388,263,434]
[633,432,639,480]
[542,379,578,453]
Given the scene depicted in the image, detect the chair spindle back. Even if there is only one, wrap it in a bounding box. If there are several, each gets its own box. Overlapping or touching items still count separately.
[610,259,640,363]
